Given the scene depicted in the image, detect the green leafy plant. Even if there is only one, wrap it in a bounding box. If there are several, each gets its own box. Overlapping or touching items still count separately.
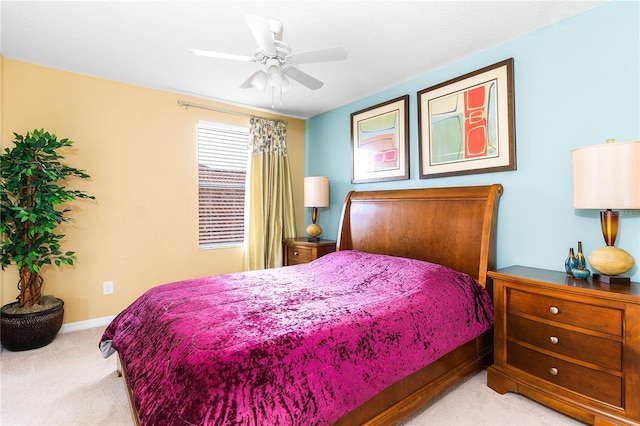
[0,129,95,308]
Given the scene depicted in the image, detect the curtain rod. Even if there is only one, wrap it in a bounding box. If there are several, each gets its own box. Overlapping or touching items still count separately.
[177,100,287,124]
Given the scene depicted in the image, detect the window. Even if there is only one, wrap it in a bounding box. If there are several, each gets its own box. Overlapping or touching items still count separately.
[197,121,250,248]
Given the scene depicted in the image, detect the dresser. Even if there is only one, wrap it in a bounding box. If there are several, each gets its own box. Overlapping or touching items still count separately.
[282,238,336,266]
[487,266,640,426]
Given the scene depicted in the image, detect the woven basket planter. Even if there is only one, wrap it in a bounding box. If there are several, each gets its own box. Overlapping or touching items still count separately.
[1,296,64,351]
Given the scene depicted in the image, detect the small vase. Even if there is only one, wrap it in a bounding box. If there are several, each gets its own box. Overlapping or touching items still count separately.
[571,267,591,280]
[576,241,586,269]
[565,247,578,275]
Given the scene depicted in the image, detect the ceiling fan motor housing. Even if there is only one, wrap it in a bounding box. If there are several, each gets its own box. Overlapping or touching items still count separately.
[255,40,292,65]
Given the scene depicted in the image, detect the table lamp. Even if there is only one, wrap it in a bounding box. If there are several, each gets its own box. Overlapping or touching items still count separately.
[304,176,329,241]
[571,139,640,284]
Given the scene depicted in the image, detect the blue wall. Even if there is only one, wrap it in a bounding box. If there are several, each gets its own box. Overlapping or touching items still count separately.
[305,1,640,282]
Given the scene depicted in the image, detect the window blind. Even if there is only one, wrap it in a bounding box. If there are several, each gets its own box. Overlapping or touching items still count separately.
[197,121,249,248]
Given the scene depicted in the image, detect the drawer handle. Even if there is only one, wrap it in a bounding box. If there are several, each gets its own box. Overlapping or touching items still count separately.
[549,367,559,376]
[549,306,559,315]
[550,336,559,344]
[293,251,299,256]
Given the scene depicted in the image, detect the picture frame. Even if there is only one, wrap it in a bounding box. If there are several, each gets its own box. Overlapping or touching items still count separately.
[418,58,516,179]
[351,95,409,183]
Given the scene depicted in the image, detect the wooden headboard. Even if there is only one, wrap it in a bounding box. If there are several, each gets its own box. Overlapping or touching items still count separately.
[336,184,503,287]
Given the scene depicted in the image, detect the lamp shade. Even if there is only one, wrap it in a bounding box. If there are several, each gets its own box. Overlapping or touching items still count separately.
[572,140,640,209]
[304,176,329,207]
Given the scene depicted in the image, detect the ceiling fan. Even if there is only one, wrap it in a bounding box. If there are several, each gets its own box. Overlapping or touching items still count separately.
[191,15,348,107]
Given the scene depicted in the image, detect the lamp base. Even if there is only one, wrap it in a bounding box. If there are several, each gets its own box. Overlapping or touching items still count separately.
[588,246,635,276]
[593,273,631,285]
[306,223,322,239]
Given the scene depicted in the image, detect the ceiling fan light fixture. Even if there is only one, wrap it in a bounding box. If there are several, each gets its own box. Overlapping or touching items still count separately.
[266,65,282,86]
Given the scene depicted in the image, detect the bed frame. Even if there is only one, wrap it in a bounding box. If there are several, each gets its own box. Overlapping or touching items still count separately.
[333,183,503,424]
[117,183,503,425]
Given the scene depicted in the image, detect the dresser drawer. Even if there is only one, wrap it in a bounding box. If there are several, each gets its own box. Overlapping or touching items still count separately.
[507,288,622,336]
[507,341,622,407]
[507,313,622,371]
[286,246,314,264]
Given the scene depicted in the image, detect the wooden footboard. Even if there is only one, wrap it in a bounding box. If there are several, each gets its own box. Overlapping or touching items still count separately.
[117,331,492,426]
[336,332,492,425]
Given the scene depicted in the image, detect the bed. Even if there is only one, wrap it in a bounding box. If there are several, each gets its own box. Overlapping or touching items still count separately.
[100,184,503,425]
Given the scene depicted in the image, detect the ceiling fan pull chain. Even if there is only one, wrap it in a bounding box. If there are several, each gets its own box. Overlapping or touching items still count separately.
[271,86,276,109]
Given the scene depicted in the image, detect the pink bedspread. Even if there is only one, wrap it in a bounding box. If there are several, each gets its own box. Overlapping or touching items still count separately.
[100,250,493,425]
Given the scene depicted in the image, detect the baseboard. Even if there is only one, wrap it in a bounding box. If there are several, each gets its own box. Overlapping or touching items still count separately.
[60,315,116,333]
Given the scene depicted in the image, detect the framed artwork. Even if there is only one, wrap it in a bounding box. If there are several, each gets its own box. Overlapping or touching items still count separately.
[418,58,516,179]
[351,95,409,183]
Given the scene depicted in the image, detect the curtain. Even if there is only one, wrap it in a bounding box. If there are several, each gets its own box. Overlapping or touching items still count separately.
[244,117,296,270]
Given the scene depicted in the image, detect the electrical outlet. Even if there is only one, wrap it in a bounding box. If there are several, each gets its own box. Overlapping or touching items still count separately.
[103,281,114,295]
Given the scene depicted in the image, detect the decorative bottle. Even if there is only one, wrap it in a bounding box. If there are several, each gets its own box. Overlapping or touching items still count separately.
[576,241,586,269]
[565,247,578,275]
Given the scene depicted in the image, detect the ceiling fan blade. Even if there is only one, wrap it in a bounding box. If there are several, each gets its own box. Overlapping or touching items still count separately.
[190,49,254,62]
[245,15,276,55]
[283,67,324,90]
[240,71,264,89]
[288,47,348,64]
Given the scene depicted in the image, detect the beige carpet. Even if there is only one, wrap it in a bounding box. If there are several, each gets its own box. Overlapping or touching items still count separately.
[1,327,584,425]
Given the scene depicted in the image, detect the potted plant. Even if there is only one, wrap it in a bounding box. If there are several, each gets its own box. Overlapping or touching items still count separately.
[0,129,95,351]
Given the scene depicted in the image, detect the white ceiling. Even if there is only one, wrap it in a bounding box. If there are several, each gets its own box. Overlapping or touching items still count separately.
[1,1,605,119]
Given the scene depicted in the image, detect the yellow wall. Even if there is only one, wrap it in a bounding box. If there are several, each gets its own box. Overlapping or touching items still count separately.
[0,58,306,324]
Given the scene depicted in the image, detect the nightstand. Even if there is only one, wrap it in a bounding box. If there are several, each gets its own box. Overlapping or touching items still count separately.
[487,266,640,426]
[282,238,336,266]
